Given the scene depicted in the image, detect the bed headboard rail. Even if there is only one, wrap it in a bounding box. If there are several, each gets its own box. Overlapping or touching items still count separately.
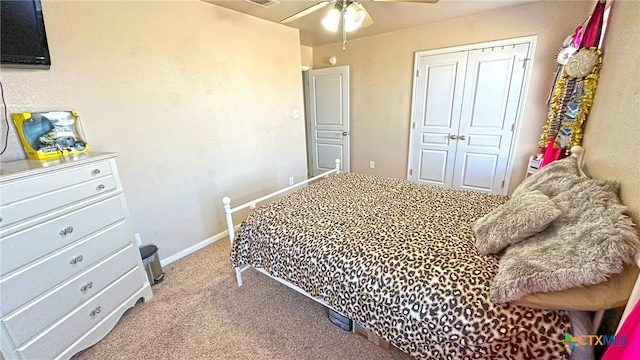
[570,145,587,177]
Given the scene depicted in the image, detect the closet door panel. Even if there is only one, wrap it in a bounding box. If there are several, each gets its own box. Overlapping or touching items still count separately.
[410,51,468,186]
[453,43,530,193]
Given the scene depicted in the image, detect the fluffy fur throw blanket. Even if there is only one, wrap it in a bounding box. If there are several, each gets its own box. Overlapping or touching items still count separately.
[491,158,640,303]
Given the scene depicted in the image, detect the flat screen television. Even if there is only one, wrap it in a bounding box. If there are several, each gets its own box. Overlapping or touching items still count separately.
[1,0,51,69]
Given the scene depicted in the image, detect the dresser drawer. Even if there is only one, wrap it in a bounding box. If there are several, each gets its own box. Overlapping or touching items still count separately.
[0,175,117,229]
[0,160,113,206]
[2,244,140,348]
[0,220,133,318]
[16,267,144,360]
[0,195,126,276]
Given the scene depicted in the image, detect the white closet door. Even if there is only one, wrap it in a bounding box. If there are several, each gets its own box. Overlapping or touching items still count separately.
[410,51,468,186]
[452,43,529,193]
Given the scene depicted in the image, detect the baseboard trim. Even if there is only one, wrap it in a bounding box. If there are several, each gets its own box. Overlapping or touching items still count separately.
[160,225,240,267]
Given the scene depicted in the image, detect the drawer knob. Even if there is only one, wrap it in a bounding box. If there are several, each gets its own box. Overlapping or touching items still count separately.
[92,169,101,175]
[60,226,74,236]
[97,184,106,191]
[70,255,84,265]
[80,281,94,292]
[89,306,102,317]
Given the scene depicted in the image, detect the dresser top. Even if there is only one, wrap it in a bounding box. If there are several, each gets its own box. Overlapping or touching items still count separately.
[0,152,117,181]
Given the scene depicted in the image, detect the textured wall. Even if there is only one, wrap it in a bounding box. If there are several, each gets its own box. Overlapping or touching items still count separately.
[312,1,592,194]
[301,45,313,69]
[0,1,308,260]
[582,1,640,224]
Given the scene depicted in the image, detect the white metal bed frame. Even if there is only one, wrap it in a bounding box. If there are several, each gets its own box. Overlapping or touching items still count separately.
[222,146,639,338]
[222,159,341,310]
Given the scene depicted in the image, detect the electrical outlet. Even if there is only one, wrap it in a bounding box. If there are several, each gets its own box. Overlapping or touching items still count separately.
[289,177,294,185]
[292,109,300,119]
[369,161,375,169]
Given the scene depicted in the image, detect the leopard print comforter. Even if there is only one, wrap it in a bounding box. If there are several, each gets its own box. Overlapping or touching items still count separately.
[230,173,571,359]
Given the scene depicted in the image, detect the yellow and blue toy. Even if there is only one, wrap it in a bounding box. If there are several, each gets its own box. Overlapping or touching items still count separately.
[12,110,89,160]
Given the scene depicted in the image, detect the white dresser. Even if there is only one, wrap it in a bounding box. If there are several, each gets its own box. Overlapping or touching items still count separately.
[0,153,152,360]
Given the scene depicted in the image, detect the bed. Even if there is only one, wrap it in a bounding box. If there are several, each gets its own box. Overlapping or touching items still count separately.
[223,150,640,359]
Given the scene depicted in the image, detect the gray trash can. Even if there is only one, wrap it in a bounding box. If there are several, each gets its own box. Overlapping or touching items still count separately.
[139,245,164,285]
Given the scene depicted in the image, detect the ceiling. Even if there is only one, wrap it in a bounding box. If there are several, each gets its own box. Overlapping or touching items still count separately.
[204,0,538,47]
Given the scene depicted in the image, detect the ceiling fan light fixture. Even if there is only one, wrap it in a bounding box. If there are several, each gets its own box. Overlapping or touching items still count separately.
[344,4,366,32]
[321,5,342,32]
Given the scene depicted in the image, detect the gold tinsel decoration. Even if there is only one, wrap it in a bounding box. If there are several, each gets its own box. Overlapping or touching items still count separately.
[571,62,601,147]
[538,47,602,149]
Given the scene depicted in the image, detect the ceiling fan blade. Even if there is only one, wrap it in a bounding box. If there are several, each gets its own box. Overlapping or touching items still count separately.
[371,0,438,3]
[281,1,334,24]
[354,3,375,28]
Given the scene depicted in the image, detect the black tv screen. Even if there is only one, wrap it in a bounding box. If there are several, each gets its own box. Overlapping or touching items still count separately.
[1,0,51,69]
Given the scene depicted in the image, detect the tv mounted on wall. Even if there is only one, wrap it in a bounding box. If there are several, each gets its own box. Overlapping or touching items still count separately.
[1,0,51,69]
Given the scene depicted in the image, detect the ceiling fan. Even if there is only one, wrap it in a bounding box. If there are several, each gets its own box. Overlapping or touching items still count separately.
[281,0,439,50]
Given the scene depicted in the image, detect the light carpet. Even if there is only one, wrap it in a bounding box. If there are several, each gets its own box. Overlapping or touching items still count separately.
[77,238,413,360]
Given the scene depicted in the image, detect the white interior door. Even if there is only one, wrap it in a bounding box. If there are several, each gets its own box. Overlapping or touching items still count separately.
[452,43,530,193]
[306,66,350,176]
[409,52,468,186]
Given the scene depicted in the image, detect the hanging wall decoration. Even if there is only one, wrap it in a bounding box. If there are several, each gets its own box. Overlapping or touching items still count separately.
[538,0,611,167]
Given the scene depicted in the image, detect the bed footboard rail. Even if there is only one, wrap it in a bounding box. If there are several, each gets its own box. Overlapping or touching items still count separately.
[222,159,340,286]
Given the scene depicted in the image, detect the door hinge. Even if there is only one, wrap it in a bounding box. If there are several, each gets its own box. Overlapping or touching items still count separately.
[501,180,505,188]
[511,123,515,131]
[409,169,413,176]
[522,58,530,68]
[416,69,420,77]
[412,122,416,129]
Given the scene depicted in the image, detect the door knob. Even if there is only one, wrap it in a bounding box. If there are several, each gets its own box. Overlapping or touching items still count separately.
[449,134,457,139]
[459,135,466,140]
[342,131,348,136]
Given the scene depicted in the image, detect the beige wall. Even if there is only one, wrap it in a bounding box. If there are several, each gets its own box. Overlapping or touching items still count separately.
[0,1,308,260]
[313,1,593,194]
[582,1,640,225]
[301,45,313,69]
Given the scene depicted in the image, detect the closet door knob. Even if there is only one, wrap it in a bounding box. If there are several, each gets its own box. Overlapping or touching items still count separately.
[449,134,457,139]
[459,135,466,140]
